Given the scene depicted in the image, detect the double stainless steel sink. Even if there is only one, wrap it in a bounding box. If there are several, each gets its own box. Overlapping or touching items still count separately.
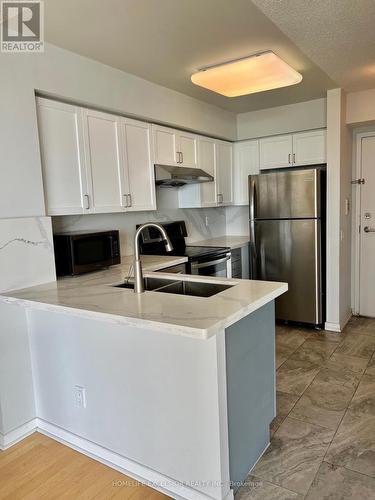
[114,276,233,297]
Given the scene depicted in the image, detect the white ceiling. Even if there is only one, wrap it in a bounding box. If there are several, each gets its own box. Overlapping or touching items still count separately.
[253,0,375,93]
[43,0,336,113]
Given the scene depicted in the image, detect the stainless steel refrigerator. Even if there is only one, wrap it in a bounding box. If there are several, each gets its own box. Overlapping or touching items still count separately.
[249,166,325,326]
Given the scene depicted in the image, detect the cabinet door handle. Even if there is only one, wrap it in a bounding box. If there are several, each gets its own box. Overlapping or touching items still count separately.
[84,194,90,210]
[288,153,291,164]
[180,151,183,164]
[128,193,132,207]
[293,153,296,164]
[176,152,181,164]
[123,194,128,208]
[217,193,223,204]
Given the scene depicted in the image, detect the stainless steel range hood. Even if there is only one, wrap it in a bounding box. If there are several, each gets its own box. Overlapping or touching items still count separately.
[155,165,214,187]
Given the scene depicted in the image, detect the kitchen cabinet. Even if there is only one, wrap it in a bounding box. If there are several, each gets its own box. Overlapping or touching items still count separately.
[259,129,326,170]
[292,130,326,166]
[178,138,233,208]
[120,119,156,211]
[152,124,198,168]
[37,98,156,215]
[216,141,233,206]
[37,98,88,215]
[233,139,259,205]
[259,134,293,170]
[83,109,124,213]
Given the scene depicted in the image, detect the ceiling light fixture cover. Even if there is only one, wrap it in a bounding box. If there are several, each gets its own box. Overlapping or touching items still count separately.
[191,51,303,97]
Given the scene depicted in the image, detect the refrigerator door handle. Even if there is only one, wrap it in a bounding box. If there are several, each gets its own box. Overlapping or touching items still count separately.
[249,177,257,221]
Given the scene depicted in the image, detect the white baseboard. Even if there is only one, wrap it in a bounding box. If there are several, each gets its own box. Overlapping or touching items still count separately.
[36,419,227,500]
[324,322,341,332]
[325,312,352,333]
[0,419,37,450]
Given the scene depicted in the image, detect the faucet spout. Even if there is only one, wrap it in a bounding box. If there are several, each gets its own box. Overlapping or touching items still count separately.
[133,223,173,293]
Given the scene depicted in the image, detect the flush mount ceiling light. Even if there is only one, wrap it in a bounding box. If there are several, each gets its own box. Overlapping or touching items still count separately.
[191,51,303,97]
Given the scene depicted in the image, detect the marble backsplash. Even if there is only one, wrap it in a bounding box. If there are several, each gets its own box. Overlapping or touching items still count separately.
[0,217,56,293]
[53,189,231,256]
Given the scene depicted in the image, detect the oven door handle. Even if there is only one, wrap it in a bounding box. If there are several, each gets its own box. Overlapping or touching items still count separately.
[191,254,231,270]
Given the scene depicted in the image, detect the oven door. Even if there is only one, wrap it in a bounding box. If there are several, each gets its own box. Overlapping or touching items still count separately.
[190,253,232,278]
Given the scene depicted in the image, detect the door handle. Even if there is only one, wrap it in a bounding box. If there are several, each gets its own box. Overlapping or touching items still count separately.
[288,153,291,164]
[128,193,132,207]
[123,194,128,208]
[364,226,375,233]
[180,151,183,163]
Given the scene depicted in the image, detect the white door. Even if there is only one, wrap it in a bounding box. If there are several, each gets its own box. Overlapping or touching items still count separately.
[121,119,156,211]
[36,98,88,215]
[359,136,375,317]
[199,137,217,206]
[152,125,179,166]
[83,109,125,213]
[233,140,259,205]
[259,134,293,170]
[179,131,198,168]
[216,141,233,206]
[293,130,326,166]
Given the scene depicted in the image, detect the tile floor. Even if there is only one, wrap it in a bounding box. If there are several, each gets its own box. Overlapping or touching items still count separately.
[235,316,375,499]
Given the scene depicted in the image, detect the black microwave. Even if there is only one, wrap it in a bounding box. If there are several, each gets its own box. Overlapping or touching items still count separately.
[53,230,121,276]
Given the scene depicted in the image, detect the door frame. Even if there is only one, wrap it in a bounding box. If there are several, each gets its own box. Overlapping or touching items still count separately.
[352,129,375,315]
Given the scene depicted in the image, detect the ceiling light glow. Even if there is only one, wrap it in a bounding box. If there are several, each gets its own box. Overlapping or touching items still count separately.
[191,51,303,97]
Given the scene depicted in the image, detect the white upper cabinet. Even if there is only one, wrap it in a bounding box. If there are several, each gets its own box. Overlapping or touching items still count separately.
[179,131,198,168]
[198,137,217,206]
[216,141,233,206]
[37,98,88,215]
[152,125,179,167]
[152,125,198,168]
[83,109,125,213]
[259,129,326,170]
[37,99,156,215]
[292,130,326,166]
[178,136,217,208]
[121,118,156,211]
[233,140,259,205]
[259,134,293,170]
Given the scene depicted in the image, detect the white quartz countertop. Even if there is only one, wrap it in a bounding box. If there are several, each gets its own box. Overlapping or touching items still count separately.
[191,235,249,250]
[0,254,287,340]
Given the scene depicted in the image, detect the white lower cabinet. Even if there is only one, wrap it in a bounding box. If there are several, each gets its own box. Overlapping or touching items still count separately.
[178,138,233,208]
[37,99,156,215]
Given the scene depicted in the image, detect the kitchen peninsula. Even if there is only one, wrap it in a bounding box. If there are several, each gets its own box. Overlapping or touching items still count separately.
[0,261,286,500]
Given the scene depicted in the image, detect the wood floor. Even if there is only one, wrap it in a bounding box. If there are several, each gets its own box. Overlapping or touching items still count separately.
[0,432,169,499]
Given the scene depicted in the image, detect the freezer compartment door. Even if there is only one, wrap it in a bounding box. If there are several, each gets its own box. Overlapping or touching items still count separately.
[249,168,321,219]
[251,219,322,324]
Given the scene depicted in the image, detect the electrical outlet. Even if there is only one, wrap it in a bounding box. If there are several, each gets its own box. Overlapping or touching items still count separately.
[205,216,209,227]
[74,385,86,408]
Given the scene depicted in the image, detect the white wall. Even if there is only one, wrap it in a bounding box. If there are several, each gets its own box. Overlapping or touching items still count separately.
[346,88,375,126]
[326,89,352,331]
[237,98,327,140]
[0,43,236,220]
[0,303,36,437]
